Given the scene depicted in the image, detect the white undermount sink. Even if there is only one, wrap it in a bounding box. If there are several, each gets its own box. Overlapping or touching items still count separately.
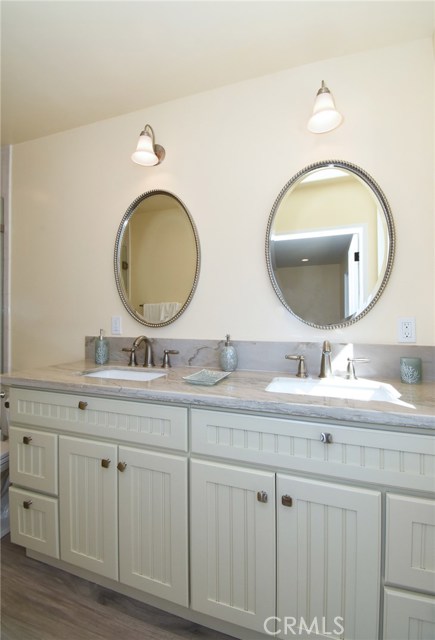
[83,368,165,382]
[266,376,413,407]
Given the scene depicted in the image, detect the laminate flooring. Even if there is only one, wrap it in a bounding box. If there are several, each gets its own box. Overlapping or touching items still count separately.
[1,536,234,640]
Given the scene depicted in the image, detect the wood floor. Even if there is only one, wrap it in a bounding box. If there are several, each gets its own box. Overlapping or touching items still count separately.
[1,535,233,640]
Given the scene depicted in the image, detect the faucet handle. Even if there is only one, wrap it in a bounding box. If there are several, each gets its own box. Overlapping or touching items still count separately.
[122,347,138,367]
[161,349,179,368]
[285,354,308,378]
[346,357,370,380]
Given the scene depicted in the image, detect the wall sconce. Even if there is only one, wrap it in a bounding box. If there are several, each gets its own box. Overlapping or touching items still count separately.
[131,124,165,166]
[307,81,343,133]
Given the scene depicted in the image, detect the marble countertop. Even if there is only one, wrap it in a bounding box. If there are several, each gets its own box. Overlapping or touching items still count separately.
[1,360,434,431]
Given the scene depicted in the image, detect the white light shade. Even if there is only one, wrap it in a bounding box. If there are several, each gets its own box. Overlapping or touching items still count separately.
[131,130,159,166]
[307,82,343,133]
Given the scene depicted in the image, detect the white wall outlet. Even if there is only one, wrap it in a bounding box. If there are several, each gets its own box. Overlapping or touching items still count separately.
[111,316,122,335]
[397,317,416,343]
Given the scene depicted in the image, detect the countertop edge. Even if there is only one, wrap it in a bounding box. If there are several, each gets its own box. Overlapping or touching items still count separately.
[1,361,434,432]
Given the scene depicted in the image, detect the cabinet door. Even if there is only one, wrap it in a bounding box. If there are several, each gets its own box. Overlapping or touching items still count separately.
[384,587,435,640]
[277,474,381,640]
[190,459,275,633]
[9,426,58,494]
[59,436,118,579]
[118,447,188,606]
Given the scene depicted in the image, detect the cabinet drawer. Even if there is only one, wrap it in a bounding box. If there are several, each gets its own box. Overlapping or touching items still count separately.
[386,494,435,594]
[383,587,435,640]
[9,486,59,559]
[9,426,58,494]
[191,409,435,490]
[10,388,188,451]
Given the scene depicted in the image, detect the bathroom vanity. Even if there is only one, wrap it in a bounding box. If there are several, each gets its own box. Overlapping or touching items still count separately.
[3,362,434,640]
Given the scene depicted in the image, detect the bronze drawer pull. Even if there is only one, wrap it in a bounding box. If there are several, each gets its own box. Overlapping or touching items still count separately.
[257,491,268,503]
[117,462,127,472]
[320,432,333,444]
[101,458,111,468]
[281,495,293,508]
[23,499,33,509]
[23,436,32,445]
[78,401,88,410]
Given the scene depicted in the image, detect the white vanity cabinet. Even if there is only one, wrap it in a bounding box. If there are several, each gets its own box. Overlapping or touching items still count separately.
[7,386,435,640]
[189,457,381,638]
[59,435,188,604]
[190,407,435,640]
[383,494,435,640]
[8,388,189,607]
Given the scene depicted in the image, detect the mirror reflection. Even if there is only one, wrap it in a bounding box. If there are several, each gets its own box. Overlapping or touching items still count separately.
[114,191,200,327]
[266,161,395,329]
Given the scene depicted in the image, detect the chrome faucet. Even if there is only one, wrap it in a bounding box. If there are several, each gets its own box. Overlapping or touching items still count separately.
[319,340,332,378]
[122,335,155,367]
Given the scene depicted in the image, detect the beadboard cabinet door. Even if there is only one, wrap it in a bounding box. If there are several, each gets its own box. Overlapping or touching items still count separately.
[190,459,276,633]
[59,436,118,580]
[383,588,435,640]
[277,474,381,640]
[118,446,188,606]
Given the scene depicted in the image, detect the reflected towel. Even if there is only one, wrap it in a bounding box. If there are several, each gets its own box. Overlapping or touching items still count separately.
[142,302,181,323]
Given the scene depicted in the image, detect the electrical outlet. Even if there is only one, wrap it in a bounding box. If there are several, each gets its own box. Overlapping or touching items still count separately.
[397,317,416,343]
[111,316,122,335]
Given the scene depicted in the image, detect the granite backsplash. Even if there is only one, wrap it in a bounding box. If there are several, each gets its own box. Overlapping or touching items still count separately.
[85,337,435,383]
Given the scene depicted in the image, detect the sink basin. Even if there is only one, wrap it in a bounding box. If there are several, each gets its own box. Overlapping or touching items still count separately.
[266,376,413,407]
[83,369,165,382]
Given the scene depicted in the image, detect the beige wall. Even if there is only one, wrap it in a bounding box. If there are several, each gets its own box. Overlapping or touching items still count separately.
[10,38,434,369]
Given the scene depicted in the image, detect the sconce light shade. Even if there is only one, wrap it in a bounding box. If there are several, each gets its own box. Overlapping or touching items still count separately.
[131,124,165,166]
[307,81,343,133]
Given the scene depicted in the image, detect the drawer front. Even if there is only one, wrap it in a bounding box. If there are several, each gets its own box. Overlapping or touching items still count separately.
[383,587,435,640]
[10,388,188,451]
[191,409,435,490]
[9,426,58,494]
[9,486,59,559]
[386,494,435,594]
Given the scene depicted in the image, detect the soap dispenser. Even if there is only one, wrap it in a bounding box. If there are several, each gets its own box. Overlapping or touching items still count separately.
[220,334,238,372]
[95,329,109,365]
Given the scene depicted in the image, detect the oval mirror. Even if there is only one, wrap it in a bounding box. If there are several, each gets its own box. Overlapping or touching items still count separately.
[114,190,200,327]
[266,160,395,329]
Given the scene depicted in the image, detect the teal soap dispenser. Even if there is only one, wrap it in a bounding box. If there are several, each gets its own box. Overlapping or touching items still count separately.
[95,329,109,365]
[220,334,238,372]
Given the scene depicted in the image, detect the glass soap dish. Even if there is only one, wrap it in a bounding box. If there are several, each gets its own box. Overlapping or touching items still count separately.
[182,369,232,386]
